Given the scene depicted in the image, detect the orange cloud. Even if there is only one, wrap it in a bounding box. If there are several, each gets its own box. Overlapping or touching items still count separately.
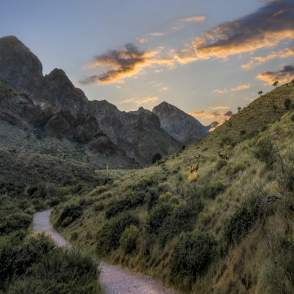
[80,44,175,84]
[213,83,251,95]
[181,16,206,23]
[190,106,232,125]
[176,0,294,63]
[242,47,294,70]
[257,65,294,85]
[120,96,159,110]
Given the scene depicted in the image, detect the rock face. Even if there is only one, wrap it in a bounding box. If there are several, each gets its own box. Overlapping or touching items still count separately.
[153,102,208,144]
[0,36,189,167]
[0,36,43,93]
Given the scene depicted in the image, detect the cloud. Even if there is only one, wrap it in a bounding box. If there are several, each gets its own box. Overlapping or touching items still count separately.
[190,106,232,125]
[257,65,294,85]
[120,96,159,110]
[231,83,251,92]
[180,15,206,23]
[80,44,175,84]
[242,47,294,70]
[213,83,251,95]
[176,0,294,63]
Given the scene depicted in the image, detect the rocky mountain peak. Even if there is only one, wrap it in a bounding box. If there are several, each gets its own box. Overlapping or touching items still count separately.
[0,36,43,92]
[152,101,208,144]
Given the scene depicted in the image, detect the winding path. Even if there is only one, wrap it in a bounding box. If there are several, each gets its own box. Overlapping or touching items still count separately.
[33,210,176,294]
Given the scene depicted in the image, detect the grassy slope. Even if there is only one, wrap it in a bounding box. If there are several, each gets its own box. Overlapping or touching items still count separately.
[53,82,294,293]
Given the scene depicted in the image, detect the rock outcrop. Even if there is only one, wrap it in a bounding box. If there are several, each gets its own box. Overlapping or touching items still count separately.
[153,102,208,144]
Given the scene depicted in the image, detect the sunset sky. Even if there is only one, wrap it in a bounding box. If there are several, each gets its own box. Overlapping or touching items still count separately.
[1,0,293,125]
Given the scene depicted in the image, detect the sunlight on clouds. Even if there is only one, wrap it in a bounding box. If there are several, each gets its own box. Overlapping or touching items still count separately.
[242,47,294,70]
[120,96,159,110]
[176,1,294,63]
[213,83,251,95]
[190,106,232,126]
[257,65,294,85]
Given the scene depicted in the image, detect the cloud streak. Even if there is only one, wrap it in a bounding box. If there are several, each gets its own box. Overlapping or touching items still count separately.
[242,47,294,70]
[257,65,294,85]
[177,0,294,63]
[213,83,251,95]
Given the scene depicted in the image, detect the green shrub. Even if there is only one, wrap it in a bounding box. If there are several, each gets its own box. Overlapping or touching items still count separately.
[145,203,173,234]
[254,136,276,167]
[105,192,145,219]
[56,204,83,228]
[0,212,32,235]
[7,249,100,294]
[120,225,139,254]
[158,205,197,246]
[170,232,216,280]
[0,235,55,290]
[276,149,294,192]
[224,197,261,245]
[215,159,227,171]
[200,182,226,200]
[96,213,139,255]
[284,98,292,110]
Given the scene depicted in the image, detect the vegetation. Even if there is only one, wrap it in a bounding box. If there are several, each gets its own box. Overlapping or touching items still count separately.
[52,83,294,293]
[0,182,102,293]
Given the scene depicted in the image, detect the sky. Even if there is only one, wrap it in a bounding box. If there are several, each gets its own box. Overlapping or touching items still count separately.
[0,0,293,125]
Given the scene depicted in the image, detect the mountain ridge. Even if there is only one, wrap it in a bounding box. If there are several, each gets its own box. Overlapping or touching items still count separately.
[0,36,207,167]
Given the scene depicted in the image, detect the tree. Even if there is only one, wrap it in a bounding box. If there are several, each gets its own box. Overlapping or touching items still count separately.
[284,98,292,110]
[272,81,279,87]
[237,106,242,113]
[258,90,263,96]
[152,153,162,164]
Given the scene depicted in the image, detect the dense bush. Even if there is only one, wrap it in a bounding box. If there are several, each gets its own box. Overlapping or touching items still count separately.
[56,203,83,227]
[0,235,55,290]
[145,203,173,234]
[120,225,139,254]
[224,197,260,245]
[96,213,139,255]
[1,236,100,294]
[276,149,294,192]
[200,182,226,200]
[254,136,276,167]
[158,205,197,246]
[170,232,216,281]
[284,98,292,110]
[0,212,32,235]
[105,192,145,219]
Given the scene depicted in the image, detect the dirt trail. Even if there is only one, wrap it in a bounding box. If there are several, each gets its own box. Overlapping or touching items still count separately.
[33,210,176,294]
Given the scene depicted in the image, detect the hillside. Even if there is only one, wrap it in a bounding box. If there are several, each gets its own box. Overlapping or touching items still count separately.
[53,82,294,293]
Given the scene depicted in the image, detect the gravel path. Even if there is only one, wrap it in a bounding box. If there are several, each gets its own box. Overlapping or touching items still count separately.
[33,209,176,294]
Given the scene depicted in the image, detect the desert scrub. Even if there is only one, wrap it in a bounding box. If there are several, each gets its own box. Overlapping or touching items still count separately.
[170,232,216,282]
[96,213,139,256]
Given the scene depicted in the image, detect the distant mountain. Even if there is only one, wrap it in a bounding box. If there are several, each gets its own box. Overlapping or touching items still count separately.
[0,36,185,167]
[153,102,208,144]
